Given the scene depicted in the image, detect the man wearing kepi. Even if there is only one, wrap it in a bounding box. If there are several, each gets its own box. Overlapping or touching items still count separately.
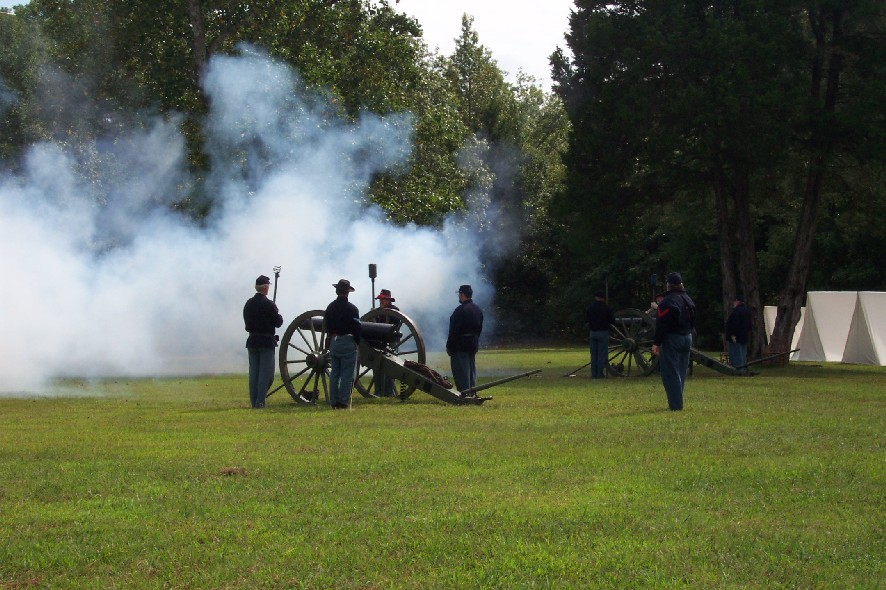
[446,284,484,394]
[243,275,284,409]
[586,290,615,379]
[325,279,362,410]
[725,293,752,373]
[651,272,696,411]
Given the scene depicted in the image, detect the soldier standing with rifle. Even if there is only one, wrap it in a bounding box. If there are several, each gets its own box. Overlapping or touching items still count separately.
[243,274,283,409]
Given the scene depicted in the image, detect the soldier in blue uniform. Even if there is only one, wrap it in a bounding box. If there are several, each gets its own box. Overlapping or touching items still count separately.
[725,293,752,372]
[446,284,484,394]
[651,272,696,411]
[586,290,615,379]
[243,275,283,408]
[325,279,362,409]
[373,289,401,397]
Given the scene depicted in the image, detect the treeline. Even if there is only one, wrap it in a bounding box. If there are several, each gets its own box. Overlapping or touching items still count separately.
[551,1,886,354]
[1,1,885,354]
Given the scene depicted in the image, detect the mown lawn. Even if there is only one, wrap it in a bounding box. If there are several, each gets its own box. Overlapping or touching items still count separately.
[1,348,883,589]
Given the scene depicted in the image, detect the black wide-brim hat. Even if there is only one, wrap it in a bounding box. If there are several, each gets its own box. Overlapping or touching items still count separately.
[333,279,355,292]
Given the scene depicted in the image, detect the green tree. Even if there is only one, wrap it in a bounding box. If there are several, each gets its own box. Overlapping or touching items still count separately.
[494,75,570,338]
[436,16,570,336]
[7,1,439,211]
[444,15,513,138]
[768,1,886,356]
[368,56,472,226]
[0,9,41,163]
[4,0,138,154]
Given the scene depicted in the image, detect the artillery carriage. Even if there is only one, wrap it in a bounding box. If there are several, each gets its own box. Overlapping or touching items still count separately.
[272,307,538,406]
[582,308,756,378]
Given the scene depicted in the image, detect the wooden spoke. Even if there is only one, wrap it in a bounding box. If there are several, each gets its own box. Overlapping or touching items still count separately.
[278,310,330,404]
[607,309,659,377]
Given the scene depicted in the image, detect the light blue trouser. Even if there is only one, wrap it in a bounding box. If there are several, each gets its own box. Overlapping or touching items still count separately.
[659,333,692,410]
[728,341,748,372]
[329,335,357,407]
[589,330,610,378]
[248,347,275,408]
[450,351,477,392]
[373,372,397,397]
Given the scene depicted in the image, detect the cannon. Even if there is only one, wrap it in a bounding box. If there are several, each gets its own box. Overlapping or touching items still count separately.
[272,307,539,405]
[606,309,659,377]
[606,308,754,377]
[565,308,754,378]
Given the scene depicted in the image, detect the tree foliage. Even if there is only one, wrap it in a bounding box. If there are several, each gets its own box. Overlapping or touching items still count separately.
[432,16,571,337]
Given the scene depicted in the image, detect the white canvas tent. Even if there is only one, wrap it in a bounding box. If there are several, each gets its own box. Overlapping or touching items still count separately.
[794,291,858,362]
[764,305,805,360]
[841,291,886,366]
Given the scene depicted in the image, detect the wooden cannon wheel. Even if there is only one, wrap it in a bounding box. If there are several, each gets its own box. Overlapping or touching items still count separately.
[353,308,426,399]
[278,309,330,404]
[277,308,427,404]
[608,308,659,378]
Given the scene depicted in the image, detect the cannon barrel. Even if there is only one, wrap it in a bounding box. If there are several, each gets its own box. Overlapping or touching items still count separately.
[298,316,401,344]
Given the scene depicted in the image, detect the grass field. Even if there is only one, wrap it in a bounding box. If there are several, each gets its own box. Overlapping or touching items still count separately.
[1,348,883,589]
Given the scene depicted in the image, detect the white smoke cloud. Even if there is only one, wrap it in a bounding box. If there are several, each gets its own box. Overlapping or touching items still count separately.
[0,46,494,394]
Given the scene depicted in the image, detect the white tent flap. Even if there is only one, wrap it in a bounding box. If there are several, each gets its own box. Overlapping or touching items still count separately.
[794,291,857,362]
[841,291,886,365]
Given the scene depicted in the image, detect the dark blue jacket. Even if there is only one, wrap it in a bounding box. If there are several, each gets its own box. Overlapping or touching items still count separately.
[446,299,483,354]
[586,300,615,331]
[243,293,283,348]
[653,289,696,345]
[324,297,362,341]
[725,302,752,344]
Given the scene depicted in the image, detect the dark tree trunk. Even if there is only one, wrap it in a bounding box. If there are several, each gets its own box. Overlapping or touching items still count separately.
[713,169,736,353]
[769,7,844,359]
[732,169,766,361]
